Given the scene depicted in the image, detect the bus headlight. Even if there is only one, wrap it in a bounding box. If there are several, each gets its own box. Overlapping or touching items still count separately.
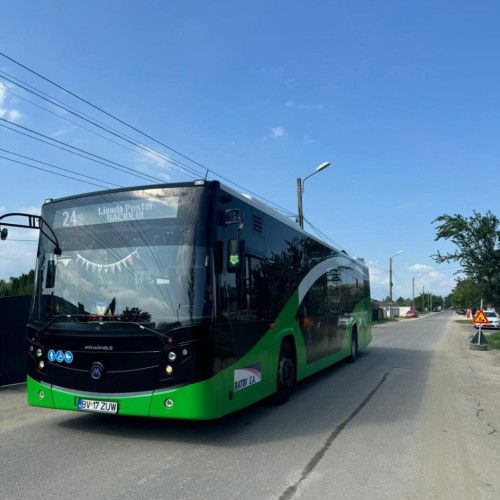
[168,351,176,361]
[36,348,43,358]
[165,365,173,375]
[39,361,45,369]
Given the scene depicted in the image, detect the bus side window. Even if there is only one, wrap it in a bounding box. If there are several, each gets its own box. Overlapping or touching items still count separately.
[219,276,237,319]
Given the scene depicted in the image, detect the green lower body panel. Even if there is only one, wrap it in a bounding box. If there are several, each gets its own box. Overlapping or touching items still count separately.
[27,375,224,420]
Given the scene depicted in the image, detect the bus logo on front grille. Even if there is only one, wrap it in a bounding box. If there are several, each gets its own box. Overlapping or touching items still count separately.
[90,362,104,381]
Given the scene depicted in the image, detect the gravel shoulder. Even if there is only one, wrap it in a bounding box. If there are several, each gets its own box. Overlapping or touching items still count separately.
[414,316,500,499]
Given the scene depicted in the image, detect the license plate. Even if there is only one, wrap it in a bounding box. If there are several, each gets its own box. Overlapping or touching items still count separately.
[77,398,118,414]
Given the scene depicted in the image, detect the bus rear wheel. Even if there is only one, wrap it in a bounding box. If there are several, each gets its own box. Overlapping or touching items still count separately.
[348,330,358,363]
[274,341,295,405]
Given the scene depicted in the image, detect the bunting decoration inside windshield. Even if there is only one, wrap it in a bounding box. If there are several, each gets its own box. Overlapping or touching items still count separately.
[74,249,139,273]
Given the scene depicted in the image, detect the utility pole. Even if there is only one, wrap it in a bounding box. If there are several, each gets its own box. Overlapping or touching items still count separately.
[389,257,393,302]
[389,251,403,317]
[296,178,304,229]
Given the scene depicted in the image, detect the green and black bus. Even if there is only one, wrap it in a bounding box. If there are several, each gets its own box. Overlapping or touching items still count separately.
[26,180,371,419]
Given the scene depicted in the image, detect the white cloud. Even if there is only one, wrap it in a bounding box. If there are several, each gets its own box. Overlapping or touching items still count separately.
[0,81,22,123]
[368,261,388,287]
[284,100,323,110]
[409,264,433,272]
[369,260,459,300]
[0,82,6,104]
[7,108,21,122]
[269,126,286,138]
[134,147,173,181]
[299,103,323,110]
[51,128,71,139]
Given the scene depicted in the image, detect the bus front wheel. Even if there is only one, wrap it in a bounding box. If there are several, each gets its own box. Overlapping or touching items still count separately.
[273,341,295,405]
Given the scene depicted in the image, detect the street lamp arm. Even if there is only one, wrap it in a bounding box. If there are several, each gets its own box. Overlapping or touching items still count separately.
[296,162,331,229]
[302,162,331,190]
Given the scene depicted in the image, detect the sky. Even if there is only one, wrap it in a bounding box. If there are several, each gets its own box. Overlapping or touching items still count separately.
[0,0,498,301]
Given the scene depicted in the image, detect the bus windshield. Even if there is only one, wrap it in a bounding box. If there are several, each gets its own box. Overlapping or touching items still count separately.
[31,187,212,330]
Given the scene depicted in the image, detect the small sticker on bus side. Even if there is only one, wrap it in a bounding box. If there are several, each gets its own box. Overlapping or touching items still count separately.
[234,363,262,392]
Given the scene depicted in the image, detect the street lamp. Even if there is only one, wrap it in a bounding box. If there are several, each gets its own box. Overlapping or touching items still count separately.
[297,162,330,229]
[389,250,403,303]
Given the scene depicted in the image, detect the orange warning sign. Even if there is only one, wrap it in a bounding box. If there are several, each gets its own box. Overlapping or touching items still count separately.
[472,310,490,325]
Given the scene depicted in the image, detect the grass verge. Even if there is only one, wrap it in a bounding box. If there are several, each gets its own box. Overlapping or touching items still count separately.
[486,331,500,350]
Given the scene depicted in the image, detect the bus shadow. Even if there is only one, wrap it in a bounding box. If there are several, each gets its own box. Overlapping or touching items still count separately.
[57,344,435,447]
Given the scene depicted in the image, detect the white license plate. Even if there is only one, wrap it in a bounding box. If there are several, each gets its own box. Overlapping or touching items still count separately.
[77,398,118,414]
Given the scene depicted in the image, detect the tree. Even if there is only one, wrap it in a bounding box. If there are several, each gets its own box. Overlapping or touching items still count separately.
[450,278,484,310]
[432,211,500,307]
[0,270,35,297]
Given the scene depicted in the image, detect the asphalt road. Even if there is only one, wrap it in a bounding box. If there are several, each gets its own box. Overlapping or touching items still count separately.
[2,311,499,499]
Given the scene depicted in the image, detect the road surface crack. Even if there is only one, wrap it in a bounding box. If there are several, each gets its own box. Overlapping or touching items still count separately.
[475,401,497,435]
[279,371,390,499]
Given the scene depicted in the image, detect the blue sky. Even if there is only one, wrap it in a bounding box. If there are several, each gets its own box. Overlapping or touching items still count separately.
[0,0,498,301]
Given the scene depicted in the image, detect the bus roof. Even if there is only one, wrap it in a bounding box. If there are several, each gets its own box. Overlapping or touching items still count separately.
[42,179,364,267]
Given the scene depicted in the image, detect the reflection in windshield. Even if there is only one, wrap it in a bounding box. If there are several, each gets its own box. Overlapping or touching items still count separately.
[36,244,208,330]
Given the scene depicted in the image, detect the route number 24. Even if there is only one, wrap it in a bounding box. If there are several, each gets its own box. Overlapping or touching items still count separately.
[62,210,78,227]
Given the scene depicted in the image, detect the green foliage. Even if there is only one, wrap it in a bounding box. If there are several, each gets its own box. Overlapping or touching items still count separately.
[486,332,500,350]
[414,292,443,311]
[0,270,35,297]
[121,307,152,322]
[450,278,485,309]
[433,211,500,308]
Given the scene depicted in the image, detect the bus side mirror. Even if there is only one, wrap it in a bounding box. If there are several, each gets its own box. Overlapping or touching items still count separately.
[227,239,245,273]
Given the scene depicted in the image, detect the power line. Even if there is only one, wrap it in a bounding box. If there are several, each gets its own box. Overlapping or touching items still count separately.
[304,218,345,251]
[0,71,205,181]
[0,52,304,223]
[0,52,212,175]
[0,154,111,189]
[0,118,163,184]
[0,55,298,216]
[0,148,123,189]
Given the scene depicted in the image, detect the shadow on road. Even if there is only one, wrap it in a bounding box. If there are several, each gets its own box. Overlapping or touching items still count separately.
[52,343,435,448]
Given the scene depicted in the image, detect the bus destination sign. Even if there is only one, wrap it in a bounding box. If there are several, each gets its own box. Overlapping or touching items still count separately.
[53,196,179,228]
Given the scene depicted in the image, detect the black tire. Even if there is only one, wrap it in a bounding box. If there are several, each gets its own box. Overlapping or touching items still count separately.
[273,341,296,405]
[348,330,358,363]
